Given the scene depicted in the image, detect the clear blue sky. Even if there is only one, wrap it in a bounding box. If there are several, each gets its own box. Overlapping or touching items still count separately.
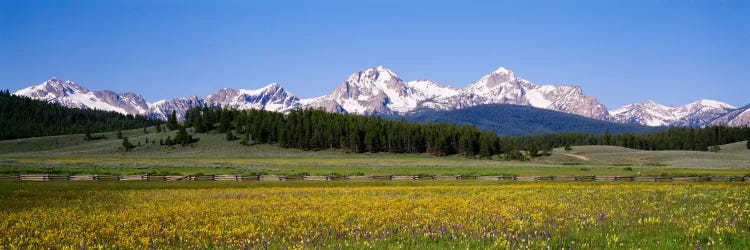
[1,0,748,109]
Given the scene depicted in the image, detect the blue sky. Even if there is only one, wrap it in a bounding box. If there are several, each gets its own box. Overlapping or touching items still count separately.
[1,0,748,109]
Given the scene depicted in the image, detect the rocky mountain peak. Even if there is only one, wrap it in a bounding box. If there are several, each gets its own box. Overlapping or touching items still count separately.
[264,82,281,89]
[491,67,515,76]
[466,66,521,92]
[257,83,287,95]
[346,66,402,85]
[641,100,672,110]
[643,99,663,106]
[202,83,300,114]
[16,77,89,99]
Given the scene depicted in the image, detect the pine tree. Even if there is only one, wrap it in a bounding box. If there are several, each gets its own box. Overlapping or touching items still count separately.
[225,130,236,141]
[174,126,192,146]
[143,127,148,134]
[543,143,553,156]
[478,132,496,158]
[193,109,204,133]
[506,149,525,161]
[116,129,123,139]
[604,130,612,145]
[528,144,540,158]
[122,137,132,152]
[84,126,92,140]
[167,110,178,131]
[219,110,231,133]
[747,139,750,150]
[155,120,162,133]
[564,143,572,151]
[240,132,250,146]
[184,108,194,128]
[364,123,380,153]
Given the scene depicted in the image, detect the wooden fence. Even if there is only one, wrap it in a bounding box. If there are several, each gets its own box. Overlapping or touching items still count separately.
[1,174,748,182]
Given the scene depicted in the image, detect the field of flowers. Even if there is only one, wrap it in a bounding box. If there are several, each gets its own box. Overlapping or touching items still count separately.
[1,181,749,249]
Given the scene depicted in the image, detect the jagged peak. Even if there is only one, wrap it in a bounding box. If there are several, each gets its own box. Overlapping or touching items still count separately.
[260,82,284,91]
[40,77,64,87]
[642,99,666,106]
[466,66,520,90]
[120,92,144,98]
[407,79,458,90]
[25,77,88,94]
[160,95,201,102]
[150,96,199,106]
[348,66,401,83]
[264,82,281,88]
[210,83,287,97]
[244,82,290,96]
[637,99,735,111]
[491,67,514,75]
[372,65,395,73]
[612,100,668,114]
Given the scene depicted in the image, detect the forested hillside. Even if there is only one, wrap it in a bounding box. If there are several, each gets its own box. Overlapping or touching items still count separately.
[394,104,662,136]
[167,106,750,158]
[0,91,156,140]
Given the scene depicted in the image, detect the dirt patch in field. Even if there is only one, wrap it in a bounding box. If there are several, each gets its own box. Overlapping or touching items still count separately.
[561,153,590,161]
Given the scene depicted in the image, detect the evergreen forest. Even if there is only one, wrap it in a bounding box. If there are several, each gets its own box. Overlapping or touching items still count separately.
[171,106,750,158]
[0,91,156,140]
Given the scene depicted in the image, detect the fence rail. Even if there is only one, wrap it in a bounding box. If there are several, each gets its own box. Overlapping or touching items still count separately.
[1,174,748,182]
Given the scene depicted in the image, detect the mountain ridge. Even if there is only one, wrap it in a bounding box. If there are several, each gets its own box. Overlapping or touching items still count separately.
[610,99,738,127]
[12,66,749,127]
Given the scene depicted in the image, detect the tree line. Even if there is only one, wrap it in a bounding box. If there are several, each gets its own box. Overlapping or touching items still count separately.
[170,106,750,158]
[517,126,750,152]
[0,90,157,140]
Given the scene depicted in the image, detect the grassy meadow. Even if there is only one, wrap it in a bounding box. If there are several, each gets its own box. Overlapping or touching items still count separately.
[0,126,748,177]
[1,127,750,248]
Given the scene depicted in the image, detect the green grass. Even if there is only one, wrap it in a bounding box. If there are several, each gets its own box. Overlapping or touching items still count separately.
[1,127,749,177]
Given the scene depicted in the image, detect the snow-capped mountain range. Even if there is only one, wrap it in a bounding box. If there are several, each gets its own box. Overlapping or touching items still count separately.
[610,100,737,127]
[14,77,150,115]
[12,66,750,127]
